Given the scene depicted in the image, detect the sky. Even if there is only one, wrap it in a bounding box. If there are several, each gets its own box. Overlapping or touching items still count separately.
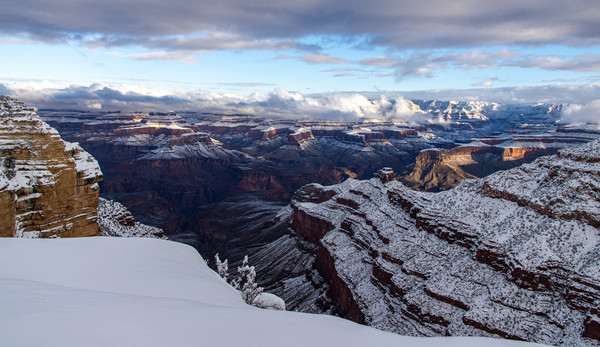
[1,0,600,112]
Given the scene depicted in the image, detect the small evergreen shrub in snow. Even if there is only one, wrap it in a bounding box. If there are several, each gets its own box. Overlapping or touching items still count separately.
[231,255,263,304]
[215,254,285,310]
[214,253,229,282]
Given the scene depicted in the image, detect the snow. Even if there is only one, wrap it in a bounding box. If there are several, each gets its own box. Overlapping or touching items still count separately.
[0,97,102,192]
[291,127,313,135]
[253,292,286,310]
[97,197,165,238]
[72,144,103,179]
[0,237,546,347]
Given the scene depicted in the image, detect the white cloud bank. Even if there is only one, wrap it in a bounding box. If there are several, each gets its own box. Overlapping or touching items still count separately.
[0,82,426,122]
[561,99,600,124]
[1,81,599,123]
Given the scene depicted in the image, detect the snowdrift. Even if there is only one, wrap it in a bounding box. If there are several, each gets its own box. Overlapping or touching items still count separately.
[0,237,545,346]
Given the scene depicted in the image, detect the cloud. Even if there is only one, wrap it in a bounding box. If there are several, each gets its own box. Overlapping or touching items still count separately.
[472,80,493,87]
[83,33,315,58]
[131,51,197,64]
[3,0,598,86]
[0,82,194,111]
[507,54,600,72]
[472,78,499,87]
[358,57,403,67]
[387,49,519,79]
[320,68,369,73]
[299,53,349,65]
[333,73,355,77]
[3,81,600,123]
[0,81,428,122]
[561,99,600,123]
[353,50,600,80]
[276,53,349,65]
[392,84,600,105]
[217,82,277,88]
[1,0,599,54]
[253,90,426,122]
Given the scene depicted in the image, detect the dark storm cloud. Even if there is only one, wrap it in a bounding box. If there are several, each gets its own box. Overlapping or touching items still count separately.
[1,0,599,51]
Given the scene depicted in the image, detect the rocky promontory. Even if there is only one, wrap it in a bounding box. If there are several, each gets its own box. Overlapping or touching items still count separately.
[0,97,103,237]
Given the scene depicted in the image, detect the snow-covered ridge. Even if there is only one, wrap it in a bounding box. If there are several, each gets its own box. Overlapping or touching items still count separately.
[283,139,600,345]
[0,237,546,347]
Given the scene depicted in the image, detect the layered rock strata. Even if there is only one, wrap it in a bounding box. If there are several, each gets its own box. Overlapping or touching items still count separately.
[401,129,599,192]
[0,97,103,237]
[285,140,600,346]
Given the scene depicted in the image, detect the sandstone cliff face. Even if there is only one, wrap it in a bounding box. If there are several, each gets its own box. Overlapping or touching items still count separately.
[400,143,570,192]
[400,148,478,191]
[0,97,103,238]
[286,141,600,346]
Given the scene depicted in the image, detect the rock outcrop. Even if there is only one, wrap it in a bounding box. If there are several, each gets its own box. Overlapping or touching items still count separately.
[400,132,598,192]
[97,197,165,238]
[280,140,600,346]
[400,148,479,191]
[0,97,103,237]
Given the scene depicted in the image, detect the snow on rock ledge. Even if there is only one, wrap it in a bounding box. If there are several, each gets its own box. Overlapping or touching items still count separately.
[0,96,103,237]
[0,237,546,347]
[98,197,166,238]
[288,139,600,346]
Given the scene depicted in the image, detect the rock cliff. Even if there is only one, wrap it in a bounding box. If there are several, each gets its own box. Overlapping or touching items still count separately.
[0,97,103,238]
[275,140,600,346]
[97,197,166,238]
[401,128,599,192]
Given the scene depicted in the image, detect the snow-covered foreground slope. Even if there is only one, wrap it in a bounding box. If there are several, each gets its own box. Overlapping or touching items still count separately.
[0,237,544,347]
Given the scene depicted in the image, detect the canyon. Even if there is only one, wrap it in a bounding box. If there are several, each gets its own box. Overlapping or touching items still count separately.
[38,100,598,252]
[4,96,600,345]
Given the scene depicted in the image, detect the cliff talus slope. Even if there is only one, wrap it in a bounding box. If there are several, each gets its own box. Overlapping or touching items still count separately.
[0,97,103,237]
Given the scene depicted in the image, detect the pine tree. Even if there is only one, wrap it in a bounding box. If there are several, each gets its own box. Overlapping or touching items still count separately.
[214,253,229,282]
[214,254,263,305]
[235,255,263,304]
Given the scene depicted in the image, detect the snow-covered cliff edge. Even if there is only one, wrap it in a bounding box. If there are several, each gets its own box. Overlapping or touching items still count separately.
[0,237,544,346]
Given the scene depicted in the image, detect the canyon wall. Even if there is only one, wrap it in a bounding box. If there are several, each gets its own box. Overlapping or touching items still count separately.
[281,140,600,345]
[0,97,103,237]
